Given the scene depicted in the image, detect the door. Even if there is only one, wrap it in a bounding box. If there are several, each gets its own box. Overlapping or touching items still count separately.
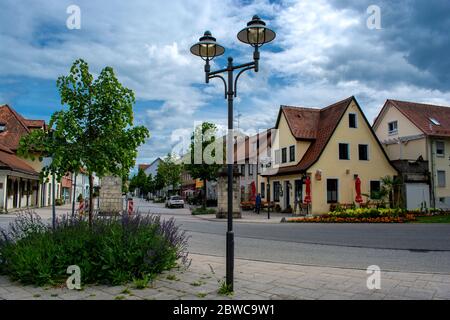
[285,181,290,208]
[295,179,302,204]
[405,183,430,210]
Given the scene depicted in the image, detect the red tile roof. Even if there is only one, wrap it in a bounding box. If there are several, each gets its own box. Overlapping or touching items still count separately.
[0,150,38,175]
[384,100,450,137]
[138,164,151,171]
[0,104,46,151]
[263,97,355,176]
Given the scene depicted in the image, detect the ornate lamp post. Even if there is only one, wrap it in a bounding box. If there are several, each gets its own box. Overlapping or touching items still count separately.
[190,15,275,290]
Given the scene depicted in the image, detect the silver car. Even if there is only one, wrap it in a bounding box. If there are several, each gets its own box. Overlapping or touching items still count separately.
[166,195,185,208]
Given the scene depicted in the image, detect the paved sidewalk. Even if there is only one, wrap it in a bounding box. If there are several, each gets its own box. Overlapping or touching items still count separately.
[194,210,293,224]
[1,253,449,300]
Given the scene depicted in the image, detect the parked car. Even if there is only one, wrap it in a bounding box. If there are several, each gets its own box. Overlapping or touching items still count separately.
[166,195,185,208]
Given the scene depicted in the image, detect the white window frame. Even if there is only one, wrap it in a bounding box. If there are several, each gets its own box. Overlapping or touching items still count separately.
[436,141,445,157]
[274,149,281,164]
[388,121,398,135]
[437,170,446,188]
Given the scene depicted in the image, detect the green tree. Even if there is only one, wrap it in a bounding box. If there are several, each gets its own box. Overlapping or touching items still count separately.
[379,175,402,208]
[184,122,223,208]
[157,153,182,196]
[18,59,149,224]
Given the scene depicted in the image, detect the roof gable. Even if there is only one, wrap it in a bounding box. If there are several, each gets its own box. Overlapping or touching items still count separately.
[388,100,450,137]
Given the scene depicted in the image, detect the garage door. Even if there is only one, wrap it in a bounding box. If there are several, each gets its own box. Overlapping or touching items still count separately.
[405,183,430,210]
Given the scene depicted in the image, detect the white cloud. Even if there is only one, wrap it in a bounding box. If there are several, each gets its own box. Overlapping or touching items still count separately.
[1,0,449,167]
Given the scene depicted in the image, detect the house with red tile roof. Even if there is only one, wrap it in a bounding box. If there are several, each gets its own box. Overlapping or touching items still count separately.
[0,104,63,212]
[260,96,397,215]
[373,99,450,210]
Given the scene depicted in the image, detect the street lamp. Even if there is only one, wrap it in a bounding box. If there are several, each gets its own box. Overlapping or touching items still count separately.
[190,15,275,291]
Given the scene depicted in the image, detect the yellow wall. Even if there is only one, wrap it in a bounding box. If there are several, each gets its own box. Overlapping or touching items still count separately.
[272,112,311,168]
[431,138,450,202]
[308,101,397,214]
[374,105,423,141]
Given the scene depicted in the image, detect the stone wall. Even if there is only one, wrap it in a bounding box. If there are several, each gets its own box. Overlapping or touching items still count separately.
[217,173,242,219]
[99,176,123,213]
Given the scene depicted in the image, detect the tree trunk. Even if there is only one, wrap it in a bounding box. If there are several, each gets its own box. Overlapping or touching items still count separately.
[89,173,94,226]
[203,179,207,209]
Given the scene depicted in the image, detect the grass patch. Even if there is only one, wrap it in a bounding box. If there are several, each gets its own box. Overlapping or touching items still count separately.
[115,295,126,300]
[133,274,152,289]
[191,208,216,215]
[218,281,233,296]
[121,288,131,295]
[166,274,179,281]
[413,215,450,223]
[190,280,204,287]
[197,292,207,298]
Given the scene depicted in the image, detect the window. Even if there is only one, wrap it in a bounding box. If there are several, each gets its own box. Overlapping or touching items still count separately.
[281,148,287,163]
[437,170,446,187]
[240,164,245,175]
[274,150,281,164]
[358,144,369,161]
[430,117,441,126]
[370,181,381,199]
[327,179,338,203]
[289,145,295,162]
[388,121,398,135]
[339,143,349,160]
[249,164,253,175]
[436,141,445,157]
[261,182,265,198]
[273,181,281,202]
[349,113,357,128]
[0,123,5,132]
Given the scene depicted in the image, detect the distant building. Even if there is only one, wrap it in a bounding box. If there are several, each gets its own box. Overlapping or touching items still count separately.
[373,99,450,210]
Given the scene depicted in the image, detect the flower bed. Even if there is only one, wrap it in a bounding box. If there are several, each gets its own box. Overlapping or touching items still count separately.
[0,212,189,286]
[287,207,416,223]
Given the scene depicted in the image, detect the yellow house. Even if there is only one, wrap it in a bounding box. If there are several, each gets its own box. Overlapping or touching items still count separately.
[260,96,397,215]
[373,99,450,210]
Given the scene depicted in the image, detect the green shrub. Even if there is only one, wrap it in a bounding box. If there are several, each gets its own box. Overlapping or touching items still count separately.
[0,212,189,286]
[191,208,216,215]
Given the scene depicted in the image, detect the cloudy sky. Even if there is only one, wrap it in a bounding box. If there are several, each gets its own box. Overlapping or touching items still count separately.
[1,0,449,169]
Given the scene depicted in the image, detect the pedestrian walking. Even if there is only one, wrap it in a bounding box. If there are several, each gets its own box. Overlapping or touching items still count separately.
[255,193,262,214]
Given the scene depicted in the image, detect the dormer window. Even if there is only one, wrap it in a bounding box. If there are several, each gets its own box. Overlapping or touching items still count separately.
[430,117,440,126]
[0,123,5,132]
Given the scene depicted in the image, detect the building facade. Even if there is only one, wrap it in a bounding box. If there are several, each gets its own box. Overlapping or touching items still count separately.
[373,99,450,210]
[260,97,397,215]
[0,104,62,212]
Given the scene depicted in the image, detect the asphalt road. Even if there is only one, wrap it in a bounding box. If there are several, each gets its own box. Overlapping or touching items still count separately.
[131,199,450,274]
[2,199,450,274]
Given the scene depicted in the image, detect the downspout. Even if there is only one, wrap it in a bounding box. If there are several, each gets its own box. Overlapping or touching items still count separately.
[429,137,436,208]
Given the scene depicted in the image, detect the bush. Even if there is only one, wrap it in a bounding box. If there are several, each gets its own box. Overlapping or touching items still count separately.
[55,198,64,206]
[0,211,189,286]
[191,208,216,215]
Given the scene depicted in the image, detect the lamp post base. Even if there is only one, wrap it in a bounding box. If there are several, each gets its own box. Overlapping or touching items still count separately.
[226,231,234,290]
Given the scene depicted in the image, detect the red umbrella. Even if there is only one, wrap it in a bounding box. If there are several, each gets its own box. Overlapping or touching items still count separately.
[355,176,363,203]
[304,176,311,204]
[250,181,256,201]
